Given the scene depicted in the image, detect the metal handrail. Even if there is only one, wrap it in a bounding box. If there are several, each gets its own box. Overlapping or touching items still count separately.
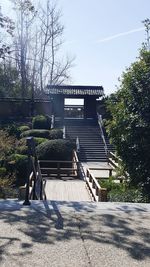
[76,136,80,153]
[97,112,108,155]
[51,114,55,129]
[63,125,66,139]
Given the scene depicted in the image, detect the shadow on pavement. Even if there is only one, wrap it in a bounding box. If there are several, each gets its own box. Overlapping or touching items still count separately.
[0,200,150,264]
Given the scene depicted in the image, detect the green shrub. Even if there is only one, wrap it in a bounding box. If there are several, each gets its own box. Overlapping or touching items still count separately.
[6,123,20,138]
[0,130,16,160]
[100,178,124,192]
[34,137,49,146]
[16,146,28,155]
[99,178,147,202]
[21,129,50,139]
[16,138,28,155]
[36,139,75,161]
[0,167,7,177]
[49,129,63,140]
[19,125,30,133]
[7,154,28,186]
[32,115,51,130]
[108,188,146,203]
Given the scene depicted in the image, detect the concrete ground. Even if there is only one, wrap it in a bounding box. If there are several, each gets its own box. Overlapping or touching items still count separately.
[0,200,150,267]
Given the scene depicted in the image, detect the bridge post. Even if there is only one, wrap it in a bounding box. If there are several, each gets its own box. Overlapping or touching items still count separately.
[99,188,107,202]
[23,137,33,205]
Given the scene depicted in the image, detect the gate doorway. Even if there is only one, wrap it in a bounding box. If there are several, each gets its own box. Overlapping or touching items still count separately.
[46,85,104,120]
[64,98,84,118]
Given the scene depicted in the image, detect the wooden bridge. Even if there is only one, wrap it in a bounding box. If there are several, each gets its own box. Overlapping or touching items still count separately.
[22,137,116,205]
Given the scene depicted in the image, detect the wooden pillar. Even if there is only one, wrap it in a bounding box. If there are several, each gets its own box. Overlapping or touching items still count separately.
[84,96,97,119]
[53,95,64,120]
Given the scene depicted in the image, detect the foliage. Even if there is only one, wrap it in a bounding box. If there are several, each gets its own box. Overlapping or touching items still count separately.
[5,123,21,138]
[33,137,49,146]
[100,178,146,202]
[36,139,75,161]
[19,125,30,133]
[16,145,28,155]
[49,129,63,139]
[108,188,146,203]
[0,130,16,160]
[17,136,48,154]
[106,49,150,200]
[100,178,124,192]
[0,167,7,176]
[21,129,50,139]
[7,154,28,186]
[32,115,51,130]
[0,6,15,58]
[0,176,17,199]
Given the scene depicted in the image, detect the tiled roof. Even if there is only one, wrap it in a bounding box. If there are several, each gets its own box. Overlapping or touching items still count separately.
[46,85,104,96]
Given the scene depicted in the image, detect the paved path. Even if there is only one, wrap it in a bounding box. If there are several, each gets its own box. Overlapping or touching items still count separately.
[45,179,92,201]
[82,162,116,178]
[0,200,150,267]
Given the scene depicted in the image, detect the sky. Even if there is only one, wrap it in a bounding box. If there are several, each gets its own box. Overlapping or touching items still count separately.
[1,0,150,95]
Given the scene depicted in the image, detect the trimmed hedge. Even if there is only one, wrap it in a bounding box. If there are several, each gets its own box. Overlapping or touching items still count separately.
[19,125,30,133]
[36,139,75,161]
[32,115,51,130]
[34,137,49,146]
[21,129,50,139]
[49,129,63,139]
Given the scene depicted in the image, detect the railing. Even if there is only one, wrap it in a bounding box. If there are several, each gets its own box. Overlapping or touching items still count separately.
[97,113,108,155]
[39,150,80,180]
[86,169,107,202]
[108,151,120,168]
[108,152,128,181]
[76,136,80,153]
[63,125,66,139]
[72,149,80,177]
[23,137,47,205]
[51,114,55,129]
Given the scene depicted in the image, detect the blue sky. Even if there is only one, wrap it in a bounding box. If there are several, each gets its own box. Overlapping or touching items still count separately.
[59,0,150,94]
[1,0,150,95]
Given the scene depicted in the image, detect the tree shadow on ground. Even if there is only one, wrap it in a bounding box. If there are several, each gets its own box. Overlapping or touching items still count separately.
[0,200,150,265]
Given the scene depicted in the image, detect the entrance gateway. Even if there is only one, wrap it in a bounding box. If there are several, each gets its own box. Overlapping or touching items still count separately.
[45,85,104,120]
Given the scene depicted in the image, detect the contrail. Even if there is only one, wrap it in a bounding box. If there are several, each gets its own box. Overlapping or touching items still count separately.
[97,27,145,43]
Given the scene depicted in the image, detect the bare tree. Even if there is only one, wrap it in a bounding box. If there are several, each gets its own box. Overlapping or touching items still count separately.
[37,0,73,91]
[0,5,14,58]
[11,0,36,98]
[0,0,73,99]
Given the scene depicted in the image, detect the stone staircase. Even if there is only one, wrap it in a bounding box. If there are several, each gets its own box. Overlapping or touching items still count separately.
[65,118,111,162]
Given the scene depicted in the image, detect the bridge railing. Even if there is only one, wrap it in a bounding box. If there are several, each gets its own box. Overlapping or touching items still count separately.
[38,150,80,180]
[23,137,47,205]
[97,113,108,156]
[86,169,107,202]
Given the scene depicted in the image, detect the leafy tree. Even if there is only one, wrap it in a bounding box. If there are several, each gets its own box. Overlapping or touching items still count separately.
[106,24,150,200]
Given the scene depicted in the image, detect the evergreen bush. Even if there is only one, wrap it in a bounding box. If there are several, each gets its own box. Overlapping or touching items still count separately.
[32,115,51,130]
[49,129,63,139]
[7,154,28,186]
[21,129,50,139]
[19,125,30,133]
[36,139,75,161]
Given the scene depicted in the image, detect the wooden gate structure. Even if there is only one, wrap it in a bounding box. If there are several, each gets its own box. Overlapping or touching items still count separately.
[45,85,104,120]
